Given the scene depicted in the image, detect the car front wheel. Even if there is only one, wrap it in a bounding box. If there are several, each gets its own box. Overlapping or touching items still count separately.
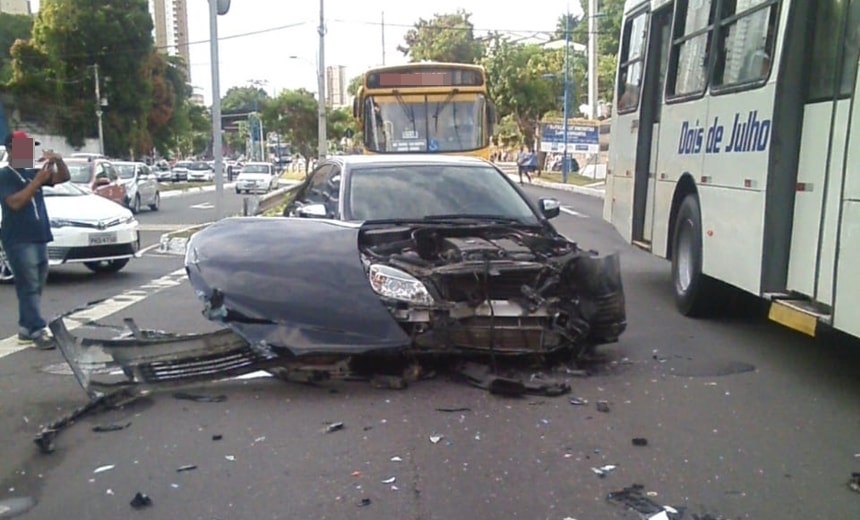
[149,192,160,211]
[84,258,130,273]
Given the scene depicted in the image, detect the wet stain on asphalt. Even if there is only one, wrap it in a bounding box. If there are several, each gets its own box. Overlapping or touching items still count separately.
[664,360,756,378]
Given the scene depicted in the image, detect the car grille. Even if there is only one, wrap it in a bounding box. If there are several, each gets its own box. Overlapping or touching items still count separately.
[432,266,552,302]
[49,243,138,262]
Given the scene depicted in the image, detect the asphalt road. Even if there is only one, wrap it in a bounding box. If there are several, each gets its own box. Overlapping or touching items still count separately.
[1,185,859,519]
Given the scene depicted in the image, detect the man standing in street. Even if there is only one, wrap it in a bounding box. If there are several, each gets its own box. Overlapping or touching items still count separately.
[0,131,70,349]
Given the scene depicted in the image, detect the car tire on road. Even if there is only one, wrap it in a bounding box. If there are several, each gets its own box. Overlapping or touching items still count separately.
[149,192,160,211]
[132,194,141,214]
[84,258,130,274]
[671,194,716,317]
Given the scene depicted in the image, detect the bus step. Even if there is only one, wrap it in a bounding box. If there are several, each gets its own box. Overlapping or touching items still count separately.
[632,240,652,252]
[767,299,831,337]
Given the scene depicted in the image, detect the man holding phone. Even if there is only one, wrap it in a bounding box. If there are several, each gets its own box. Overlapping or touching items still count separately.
[0,130,70,349]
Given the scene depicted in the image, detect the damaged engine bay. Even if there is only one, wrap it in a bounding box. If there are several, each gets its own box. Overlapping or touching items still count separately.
[43,216,626,451]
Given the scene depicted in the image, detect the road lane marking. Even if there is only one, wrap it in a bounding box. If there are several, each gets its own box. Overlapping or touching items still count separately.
[190,202,214,210]
[561,207,589,218]
[138,224,190,232]
[0,268,188,360]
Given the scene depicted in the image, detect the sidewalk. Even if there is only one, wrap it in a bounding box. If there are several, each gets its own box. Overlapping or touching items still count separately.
[495,162,606,199]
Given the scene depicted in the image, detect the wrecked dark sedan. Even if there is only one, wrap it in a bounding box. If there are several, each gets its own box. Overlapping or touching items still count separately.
[186,155,626,357]
[49,155,626,401]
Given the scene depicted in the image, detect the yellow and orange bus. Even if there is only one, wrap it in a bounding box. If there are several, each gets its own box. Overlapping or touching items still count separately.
[352,62,497,160]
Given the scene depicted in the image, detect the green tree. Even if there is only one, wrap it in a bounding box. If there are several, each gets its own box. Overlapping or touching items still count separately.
[398,9,485,64]
[482,37,563,147]
[572,0,624,57]
[221,85,269,113]
[261,89,318,172]
[553,13,581,39]
[347,74,362,97]
[327,106,356,149]
[146,53,194,157]
[10,0,155,156]
[0,13,32,84]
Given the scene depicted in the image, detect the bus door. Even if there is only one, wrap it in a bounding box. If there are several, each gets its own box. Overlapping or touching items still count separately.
[787,0,860,309]
[632,7,672,244]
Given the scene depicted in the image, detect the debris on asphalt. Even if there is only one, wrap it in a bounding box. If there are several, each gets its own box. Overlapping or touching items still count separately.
[324,422,345,433]
[606,484,667,517]
[591,465,617,478]
[429,435,444,444]
[849,472,860,493]
[382,477,396,484]
[569,397,588,406]
[93,464,115,474]
[632,437,649,447]
[212,434,223,441]
[596,400,611,413]
[129,492,152,509]
[435,407,471,412]
[172,392,227,403]
[92,422,131,433]
[390,456,403,462]
[371,374,407,390]
[357,498,372,507]
[225,455,236,461]
[0,497,36,517]
[176,465,197,473]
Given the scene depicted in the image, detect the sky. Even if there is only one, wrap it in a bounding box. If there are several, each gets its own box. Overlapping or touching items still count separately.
[31,0,585,105]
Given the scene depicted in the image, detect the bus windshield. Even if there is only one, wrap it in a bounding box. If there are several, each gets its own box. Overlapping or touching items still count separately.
[363,94,485,153]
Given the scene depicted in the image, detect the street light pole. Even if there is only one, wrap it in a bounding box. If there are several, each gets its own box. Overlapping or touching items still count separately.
[562,8,571,184]
[588,0,599,119]
[317,0,328,160]
[93,63,105,156]
[209,0,224,221]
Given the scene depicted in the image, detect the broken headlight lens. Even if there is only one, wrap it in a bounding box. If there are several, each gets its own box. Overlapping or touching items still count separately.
[368,264,435,305]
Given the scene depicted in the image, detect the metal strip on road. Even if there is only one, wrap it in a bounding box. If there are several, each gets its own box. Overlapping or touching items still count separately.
[0,268,188,360]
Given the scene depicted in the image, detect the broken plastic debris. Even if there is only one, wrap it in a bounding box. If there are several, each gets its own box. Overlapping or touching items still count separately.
[436,407,471,412]
[176,465,197,472]
[596,401,611,413]
[382,477,396,484]
[849,472,860,493]
[225,455,236,461]
[129,492,152,509]
[569,397,588,406]
[325,422,345,433]
[357,498,371,507]
[94,464,115,474]
[173,392,227,403]
[632,438,648,446]
[591,465,617,478]
[92,422,131,433]
[390,456,403,462]
[430,435,443,444]
[212,434,223,441]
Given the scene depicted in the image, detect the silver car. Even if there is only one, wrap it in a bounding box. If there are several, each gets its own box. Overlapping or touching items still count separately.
[235,162,279,193]
[113,161,161,213]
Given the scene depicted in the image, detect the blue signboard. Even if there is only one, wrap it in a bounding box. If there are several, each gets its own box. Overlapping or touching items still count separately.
[540,119,599,154]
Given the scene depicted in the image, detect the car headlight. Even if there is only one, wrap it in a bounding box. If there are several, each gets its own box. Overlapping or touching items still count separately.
[368,264,434,305]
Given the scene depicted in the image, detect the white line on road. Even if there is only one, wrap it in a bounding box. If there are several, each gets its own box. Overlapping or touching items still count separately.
[0,268,188,360]
[561,207,589,218]
[190,202,215,210]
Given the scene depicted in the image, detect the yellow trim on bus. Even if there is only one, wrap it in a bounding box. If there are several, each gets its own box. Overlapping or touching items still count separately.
[768,300,818,337]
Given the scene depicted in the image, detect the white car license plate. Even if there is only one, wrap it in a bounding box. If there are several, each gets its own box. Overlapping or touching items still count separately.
[89,232,118,246]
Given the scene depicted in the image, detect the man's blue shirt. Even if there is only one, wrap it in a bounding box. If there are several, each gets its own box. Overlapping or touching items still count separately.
[0,165,53,245]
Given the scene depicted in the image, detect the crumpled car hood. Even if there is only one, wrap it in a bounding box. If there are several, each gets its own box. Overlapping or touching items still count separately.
[184,217,411,356]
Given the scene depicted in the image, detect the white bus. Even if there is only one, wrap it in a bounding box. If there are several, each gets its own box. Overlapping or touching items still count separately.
[605,0,860,339]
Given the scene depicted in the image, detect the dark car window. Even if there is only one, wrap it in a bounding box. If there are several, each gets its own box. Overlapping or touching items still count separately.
[303,164,337,205]
[346,165,539,224]
[105,164,118,181]
[116,164,136,179]
[68,164,91,184]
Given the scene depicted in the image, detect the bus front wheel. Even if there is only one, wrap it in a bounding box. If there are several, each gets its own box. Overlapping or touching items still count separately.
[672,194,714,317]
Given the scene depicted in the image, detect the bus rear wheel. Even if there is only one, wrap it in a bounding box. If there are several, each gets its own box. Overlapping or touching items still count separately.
[672,194,715,317]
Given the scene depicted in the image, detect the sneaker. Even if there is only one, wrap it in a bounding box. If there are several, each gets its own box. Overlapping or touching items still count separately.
[20,329,56,350]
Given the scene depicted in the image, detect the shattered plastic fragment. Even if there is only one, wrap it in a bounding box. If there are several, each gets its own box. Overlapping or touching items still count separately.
[430,435,443,444]
[212,434,223,441]
[435,407,471,412]
[94,464,115,474]
[225,455,236,461]
[382,477,396,484]
[569,397,588,406]
[849,472,860,493]
[173,392,227,403]
[176,465,197,472]
[92,422,131,432]
[632,438,648,446]
[596,401,611,413]
[591,465,617,478]
[129,492,152,509]
[325,422,345,433]
[391,456,403,462]
[358,498,371,507]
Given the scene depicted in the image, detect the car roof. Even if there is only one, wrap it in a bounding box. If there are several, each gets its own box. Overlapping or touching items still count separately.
[330,154,490,167]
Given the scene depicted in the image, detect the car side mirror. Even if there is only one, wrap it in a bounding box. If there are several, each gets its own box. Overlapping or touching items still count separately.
[540,198,561,219]
[296,203,328,218]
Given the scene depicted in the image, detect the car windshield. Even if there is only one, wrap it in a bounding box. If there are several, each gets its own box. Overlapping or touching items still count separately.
[43,181,88,196]
[346,164,539,224]
[242,165,269,174]
[67,164,91,183]
[115,164,136,179]
[175,162,191,168]
[189,162,210,170]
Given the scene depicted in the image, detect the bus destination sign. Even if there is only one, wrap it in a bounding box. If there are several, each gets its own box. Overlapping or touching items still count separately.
[367,68,484,88]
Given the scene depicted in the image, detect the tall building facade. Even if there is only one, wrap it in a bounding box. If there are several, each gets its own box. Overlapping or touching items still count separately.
[0,0,30,15]
[148,0,191,82]
[326,65,348,108]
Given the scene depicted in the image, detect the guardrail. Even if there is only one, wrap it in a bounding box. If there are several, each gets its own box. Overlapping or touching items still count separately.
[242,181,304,216]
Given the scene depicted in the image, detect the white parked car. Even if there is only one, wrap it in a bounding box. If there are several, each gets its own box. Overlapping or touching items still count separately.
[113,161,161,214]
[0,181,140,282]
[235,162,279,194]
[187,161,214,182]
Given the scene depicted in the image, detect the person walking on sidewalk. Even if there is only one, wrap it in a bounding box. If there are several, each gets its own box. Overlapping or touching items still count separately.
[516,145,533,185]
[0,131,70,349]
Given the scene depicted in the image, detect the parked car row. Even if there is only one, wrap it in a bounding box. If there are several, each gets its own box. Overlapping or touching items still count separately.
[65,157,160,215]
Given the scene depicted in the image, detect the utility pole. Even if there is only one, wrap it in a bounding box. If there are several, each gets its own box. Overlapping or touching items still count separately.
[209,0,224,221]
[317,0,328,160]
[381,11,386,65]
[93,64,105,156]
[562,8,571,183]
[588,0,599,119]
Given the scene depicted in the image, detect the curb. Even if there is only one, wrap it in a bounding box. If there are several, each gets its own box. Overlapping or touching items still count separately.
[158,222,212,255]
[501,171,606,199]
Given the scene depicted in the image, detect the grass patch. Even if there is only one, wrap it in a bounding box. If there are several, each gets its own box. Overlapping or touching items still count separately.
[158,181,213,192]
[280,170,308,181]
[533,172,597,186]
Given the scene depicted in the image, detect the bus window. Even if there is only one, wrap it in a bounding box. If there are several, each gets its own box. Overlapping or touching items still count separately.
[712,0,778,88]
[808,0,850,101]
[839,0,860,97]
[617,11,648,113]
[668,0,717,98]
